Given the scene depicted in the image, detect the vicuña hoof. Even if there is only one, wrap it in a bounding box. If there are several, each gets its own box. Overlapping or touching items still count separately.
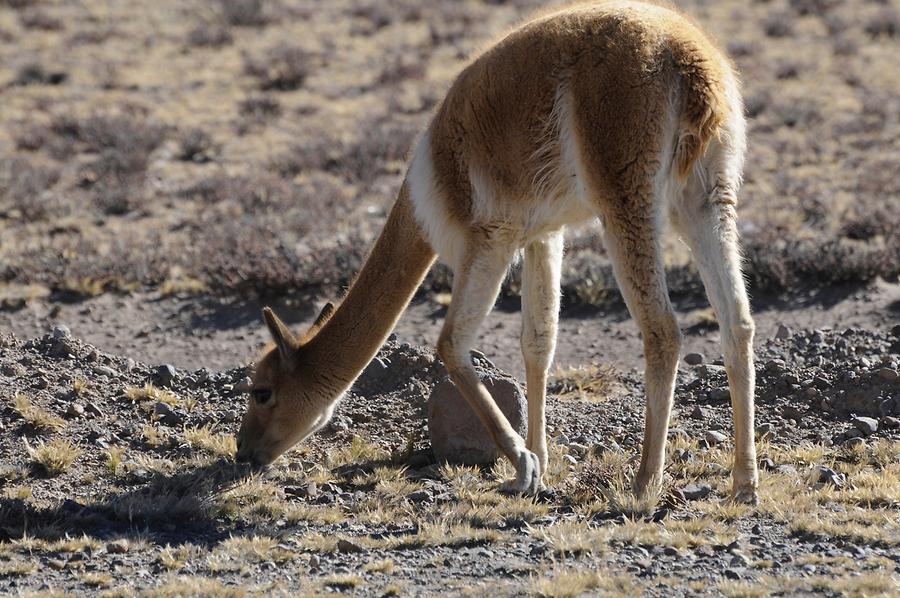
[499,449,541,496]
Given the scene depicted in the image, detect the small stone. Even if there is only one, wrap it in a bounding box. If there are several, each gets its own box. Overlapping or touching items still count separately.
[663,546,682,557]
[775,324,792,339]
[705,430,727,446]
[48,558,67,570]
[336,538,364,554]
[93,365,117,377]
[408,489,431,503]
[155,364,177,388]
[153,402,183,426]
[852,416,878,436]
[52,325,71,340]
[809,465,845,488]
[774,464,797,476]
[106,539,129,554]
[84,401,104,417]
[759,457,776,471]
[285,481,318,500]
[844,437,865,449]
[684,352,705,366]
[680,483,712,500]
[66,403,85,418]
[690,406,711,420]
[881,416,899,429]
[308,554,320,568]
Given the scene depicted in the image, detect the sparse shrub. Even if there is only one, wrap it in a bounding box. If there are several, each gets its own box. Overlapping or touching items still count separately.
[238,94,281,121]
[864,7,899,37]
[26,438,82,476]
[19,8,63,30]
[186,22,233,47]
[175,128,218,162]
[0,157,62,221]
[763,13,793,37]
[788,0,839,16]
[244,46,313,91]
[219,0,268,27]
[13,62,67,86]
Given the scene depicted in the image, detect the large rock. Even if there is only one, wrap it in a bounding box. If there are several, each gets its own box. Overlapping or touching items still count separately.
[427,371,526,465]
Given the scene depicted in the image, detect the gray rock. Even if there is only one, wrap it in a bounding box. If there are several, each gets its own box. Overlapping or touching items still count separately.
[882,416,899,429]
[52,325,71,340]
[680,483,712,500]
[774,464,797,476]
[844,437,865,449]
[408,489,431,503]
[155,364,177,387]
[698,364,727,380]
[684,352,705,366]
[428,372,526,465]
[852,416,878,436]
[705,430,728,446]
[153,402,183,426]
[775,324,792,339]
[809,465,845,488]
[337,538,364,554]
[66,403,85,418]
[93,365,117,378]
[691,406,711,420]
[730,552,751,567]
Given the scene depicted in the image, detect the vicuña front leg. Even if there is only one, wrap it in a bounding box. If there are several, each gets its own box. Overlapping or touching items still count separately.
[437,243,541,495]
[521,232,563,476]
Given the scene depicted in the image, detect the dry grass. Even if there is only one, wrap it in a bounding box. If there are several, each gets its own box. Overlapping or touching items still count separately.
[532,565,639,597]
[25,438,81,476]
[184,426,237,458]
[551,363,622,402]
[125,384,180,407]
[11,394,65,433]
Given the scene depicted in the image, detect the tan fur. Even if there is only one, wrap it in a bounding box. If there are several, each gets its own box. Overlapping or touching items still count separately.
[236,1,758,504]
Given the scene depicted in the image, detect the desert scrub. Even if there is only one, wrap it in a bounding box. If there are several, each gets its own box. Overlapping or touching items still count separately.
[11,394,65,433]
[244,45,313,91]
[25,438,82,476]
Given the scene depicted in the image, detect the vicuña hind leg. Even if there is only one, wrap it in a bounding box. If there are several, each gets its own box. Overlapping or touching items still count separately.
[603,214,682,501]
[521,231,564,476]
[437,240,541,495]
[671,186,758,504]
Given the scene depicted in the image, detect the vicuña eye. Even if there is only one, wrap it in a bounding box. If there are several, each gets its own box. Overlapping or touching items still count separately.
[251,389,272,404]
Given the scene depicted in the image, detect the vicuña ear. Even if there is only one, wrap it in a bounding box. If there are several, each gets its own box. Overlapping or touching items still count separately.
[262,307,297,362]
[311,301,335,331]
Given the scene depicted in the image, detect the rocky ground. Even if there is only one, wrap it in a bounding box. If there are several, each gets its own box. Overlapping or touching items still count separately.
[0,318,897,596]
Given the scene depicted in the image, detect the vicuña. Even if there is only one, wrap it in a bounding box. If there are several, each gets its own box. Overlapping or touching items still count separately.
[236,0,759,504]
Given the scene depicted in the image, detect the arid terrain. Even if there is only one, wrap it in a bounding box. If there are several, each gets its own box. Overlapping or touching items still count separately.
[0,0,898,596]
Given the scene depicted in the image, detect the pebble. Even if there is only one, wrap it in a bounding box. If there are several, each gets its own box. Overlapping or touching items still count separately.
[336,538,365,553]
[691,406,711,419]
[153,402,183,427]
[759,457,776,470]
[155,364,177,387]
[730,552,751,567]
[775,324,792,339]
[47,558,67,570]
[704,430,727,446]
[51,325,71,340]
[844,437,865,449]
[851,416,878,436]
[882,416,899,429]
[709,387,731,402]
[684,352,705,366]
[66,403,85,418]
[93,365,117,378]
[680,483,712,500]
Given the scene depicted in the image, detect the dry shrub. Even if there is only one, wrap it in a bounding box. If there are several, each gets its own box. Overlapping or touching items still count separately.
[186,22,233,47]
[0,157,62,221]
[244,46,313,91]
[219,0,268,27]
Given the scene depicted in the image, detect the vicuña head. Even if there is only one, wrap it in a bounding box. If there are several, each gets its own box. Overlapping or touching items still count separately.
[234,0,760,504]
[235,305,339,466]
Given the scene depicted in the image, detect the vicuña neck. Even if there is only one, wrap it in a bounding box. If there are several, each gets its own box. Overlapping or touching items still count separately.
[303,182,436,392]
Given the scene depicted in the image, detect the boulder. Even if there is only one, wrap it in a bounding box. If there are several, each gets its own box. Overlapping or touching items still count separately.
[428,370,526,465]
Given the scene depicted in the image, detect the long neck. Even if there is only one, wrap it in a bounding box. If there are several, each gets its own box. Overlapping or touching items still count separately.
[303,182,437,390]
